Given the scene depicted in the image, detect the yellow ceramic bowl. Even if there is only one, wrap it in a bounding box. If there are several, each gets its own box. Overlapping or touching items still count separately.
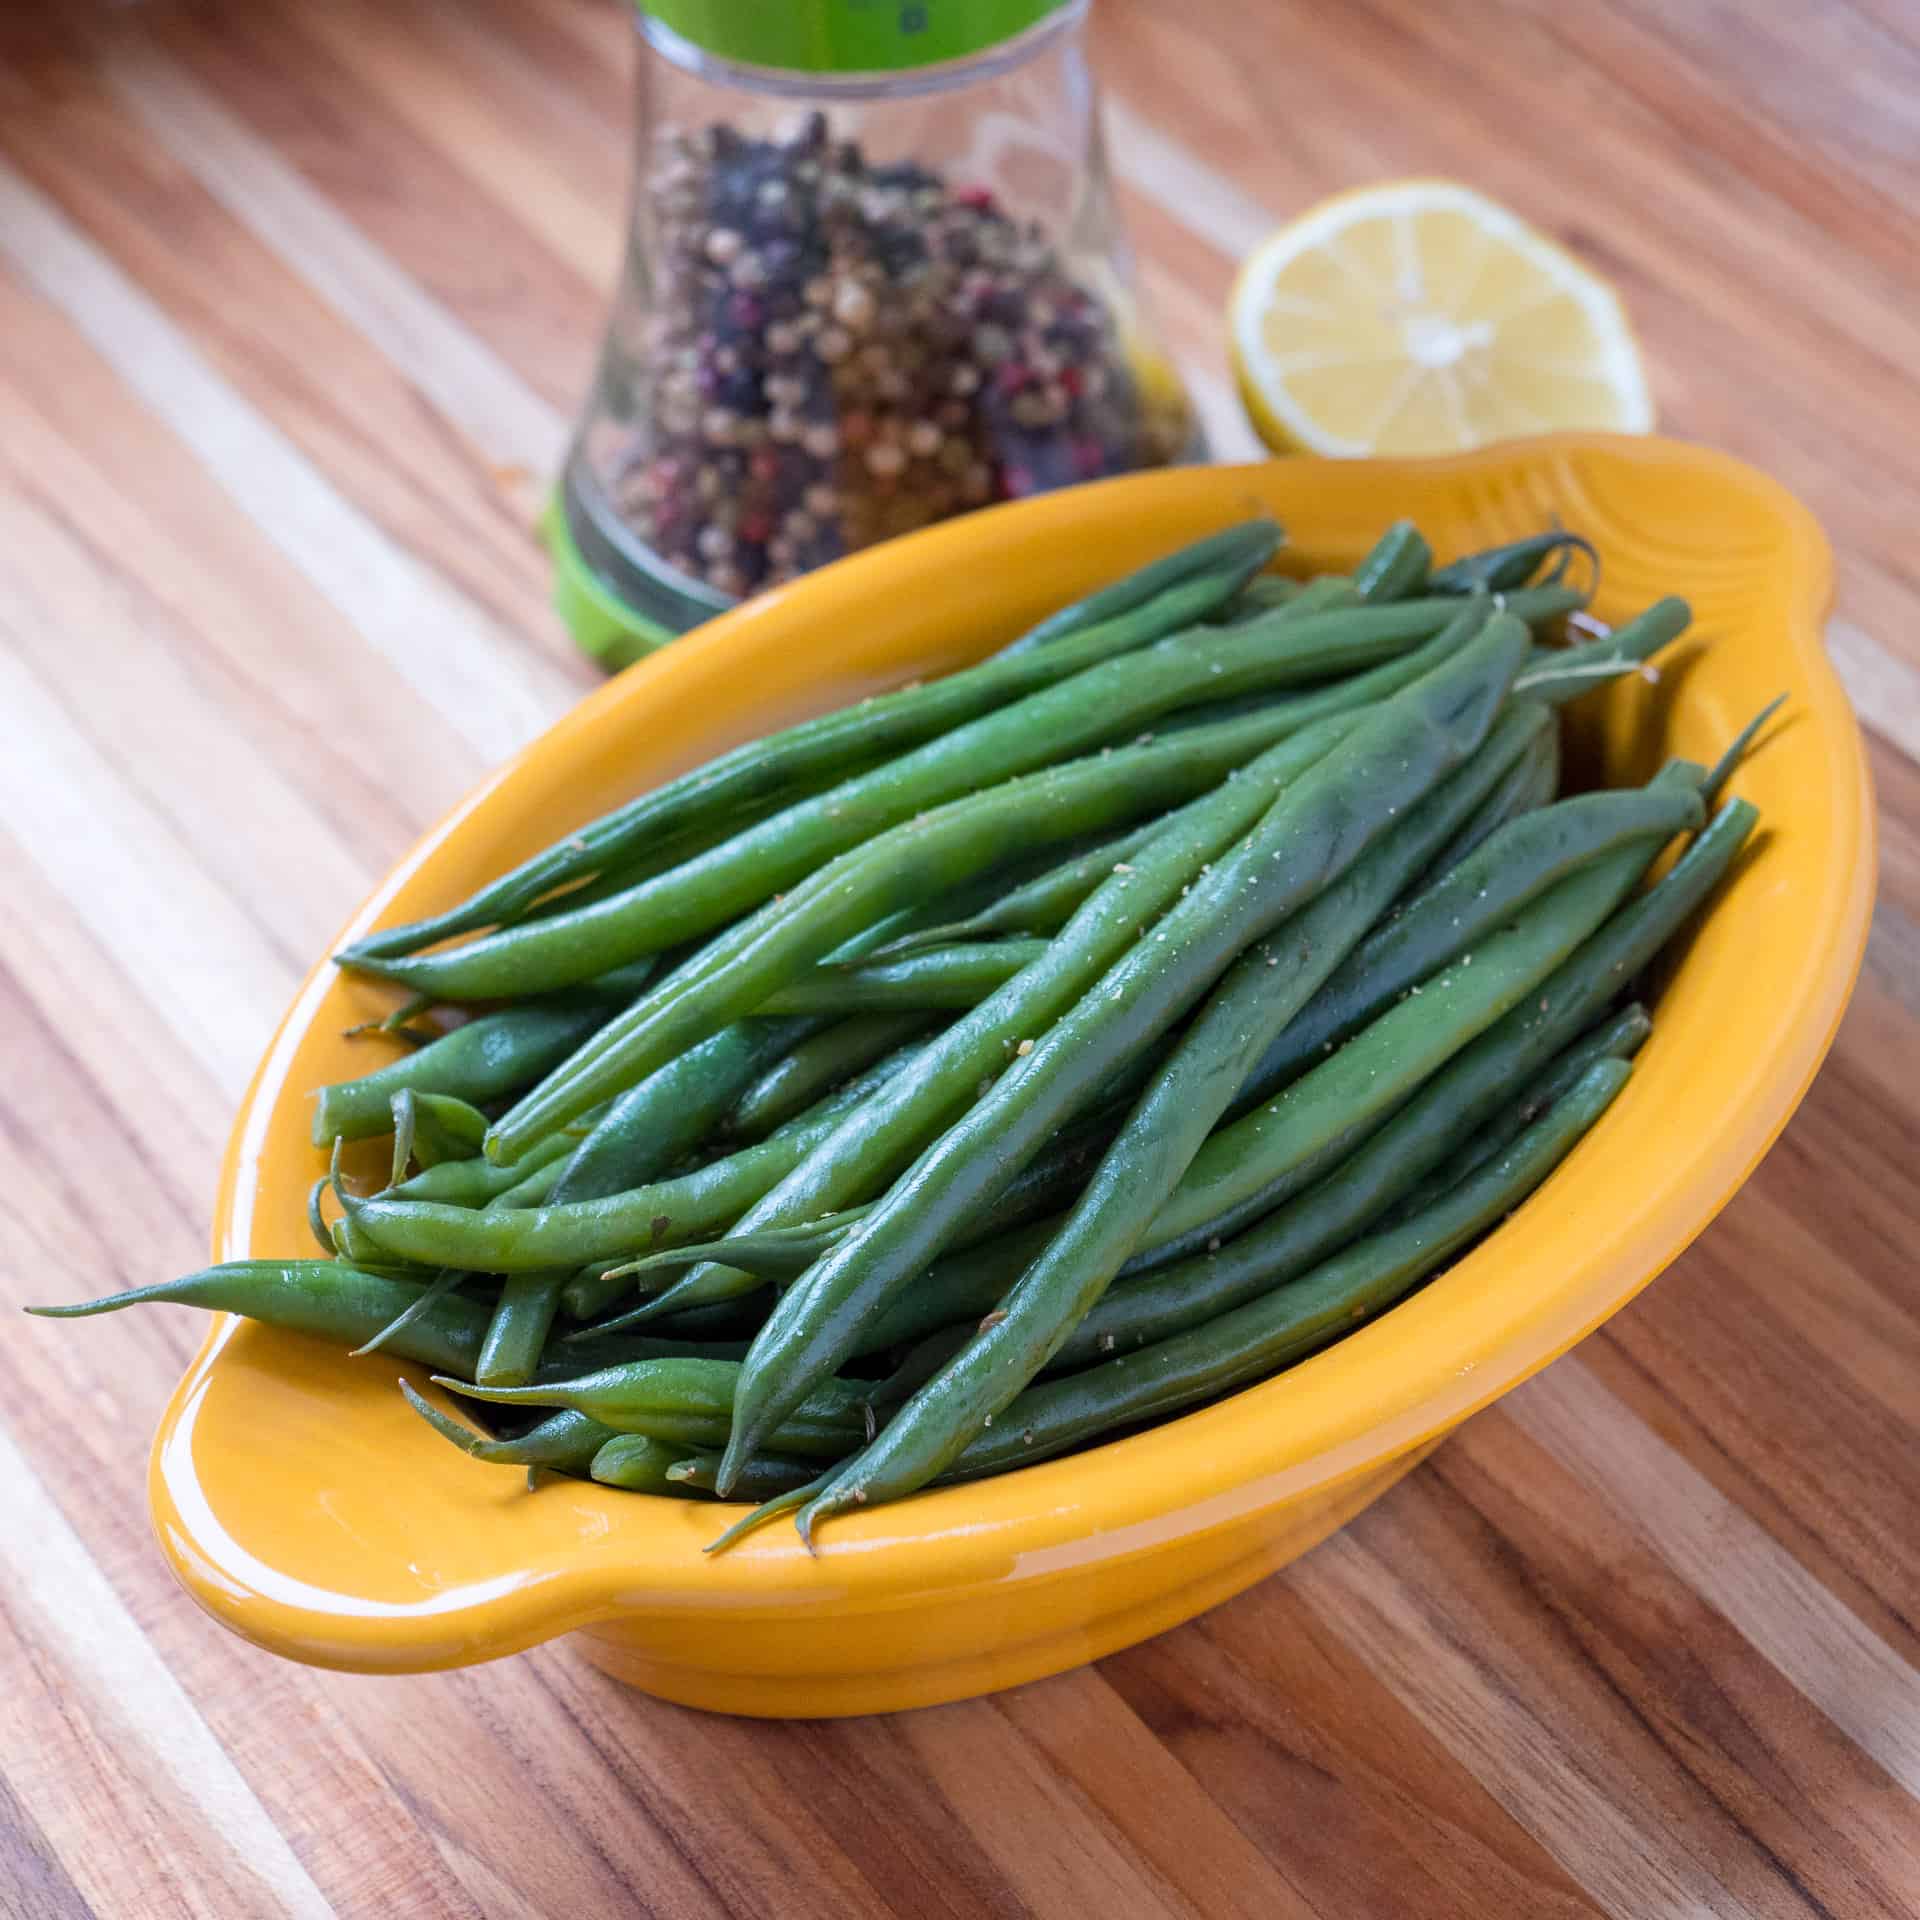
[152,437,1873,1717]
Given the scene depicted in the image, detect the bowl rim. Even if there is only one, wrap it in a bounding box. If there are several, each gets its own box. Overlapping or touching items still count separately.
[151,432,1876,1662]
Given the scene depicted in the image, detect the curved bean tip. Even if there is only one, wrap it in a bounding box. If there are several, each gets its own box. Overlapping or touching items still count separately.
[793,1482,863,1551]
[401,1378,519,1460]
[702,1477,821,1554]
[429,1375,541,1405]
[325,1136,357,1217]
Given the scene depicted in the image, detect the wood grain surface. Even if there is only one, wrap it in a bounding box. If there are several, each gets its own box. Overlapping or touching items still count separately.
[1,2,1916,1915]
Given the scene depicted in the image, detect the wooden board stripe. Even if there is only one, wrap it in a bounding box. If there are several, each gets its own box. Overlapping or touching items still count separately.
[1297,1529,1781,1920]
[0,156,574,771]
[0,1423,337,1920]
[0,631,294,1102]
[1511,1361,1920,1798]
[100,36,567,483]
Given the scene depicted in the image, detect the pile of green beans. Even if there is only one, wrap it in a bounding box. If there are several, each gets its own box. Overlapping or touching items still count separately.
[26,517,1774,1551]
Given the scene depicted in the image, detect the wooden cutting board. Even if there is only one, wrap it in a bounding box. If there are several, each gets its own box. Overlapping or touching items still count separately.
[0,1,1914,1914]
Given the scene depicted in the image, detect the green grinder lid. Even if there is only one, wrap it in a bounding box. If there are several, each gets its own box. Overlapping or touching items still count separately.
[639,1,1075,76]
[540,494,679,673]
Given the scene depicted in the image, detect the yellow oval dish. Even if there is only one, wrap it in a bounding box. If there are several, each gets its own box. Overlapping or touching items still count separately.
[152,437,1873,1717]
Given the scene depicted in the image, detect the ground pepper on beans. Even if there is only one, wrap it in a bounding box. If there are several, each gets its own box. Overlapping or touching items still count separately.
[610,114,1190,597]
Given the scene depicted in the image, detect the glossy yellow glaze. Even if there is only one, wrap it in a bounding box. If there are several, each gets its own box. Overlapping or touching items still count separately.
[151,438,1873,1716]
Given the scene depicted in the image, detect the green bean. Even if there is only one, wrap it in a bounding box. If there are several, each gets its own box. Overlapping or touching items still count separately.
[793,1053,1626,1534]
[721,1056,1635,1544]
[1142,793,1756,1267]
[506,598,1524,1133]
[755,942,1045,1016]
[867,856,1058,942]
[764,688,1546,1504]
[1703,695,1787,806]
[666,1448,820,1502]
[718,612,1531,1487]
[530,925,905,1205]
[703,1477,834,1552]
[872,818,1176,954]
[485,699,1353,1135]
[633,705,1369,1323]
[590,1069,1133,1331]
[28,1262,489,1376]
[390,1091,489,1174]
[387,1130,574,1207]
[562,1265,665,1325]
[352,592,1579,1012]
[354,618,1372,1003]
[1260,576,1360,618]
[858,804,1746,1361]
[345,992,431,1039]
[729,1016,930,1140]
[612,606,1508,1313]
[1431,530,1595,595]
[624,1066,1138,1329]
[585,1212,874,1300]
[935,1060,1632,1490]
[345,524,1280,965]
[551,1332,753,1375]
[1132,833,1679,1272]
[588,1434,691,1494]
[435,1358,873,1460]
[870,1324,976,1408]
[1414,718,1560,887]
[851,718,1564,1360]
[1233,769,1703,1107]
[402,1382,614,1472]
[1376,1003,1652,1230]
[1213,574,1301,622]
[851,1219,1058,1355]
[849,832,1137,956]
[630,1298,775,1343]
[999,520,1282,652]
[481,700,1366,1161]
[350,1267,466,1358]
[473,1271,567,1388]
[484,1159,567,1210]
[341,1037,932,1274]
[497,809,798,929]
[313,999,625,1148]
[1514,596,1690,705]
[1353,521,1432,601]
[544,1016,824,1207]
[1041,1003,1653,1371]
[563,956,668,1001]
[868,594,1562,967]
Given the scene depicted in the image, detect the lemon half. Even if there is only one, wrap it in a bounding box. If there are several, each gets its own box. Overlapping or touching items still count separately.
[1229,180,1654,456]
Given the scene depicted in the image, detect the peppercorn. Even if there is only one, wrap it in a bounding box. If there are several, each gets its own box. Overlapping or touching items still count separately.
[595,113,1190,599]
